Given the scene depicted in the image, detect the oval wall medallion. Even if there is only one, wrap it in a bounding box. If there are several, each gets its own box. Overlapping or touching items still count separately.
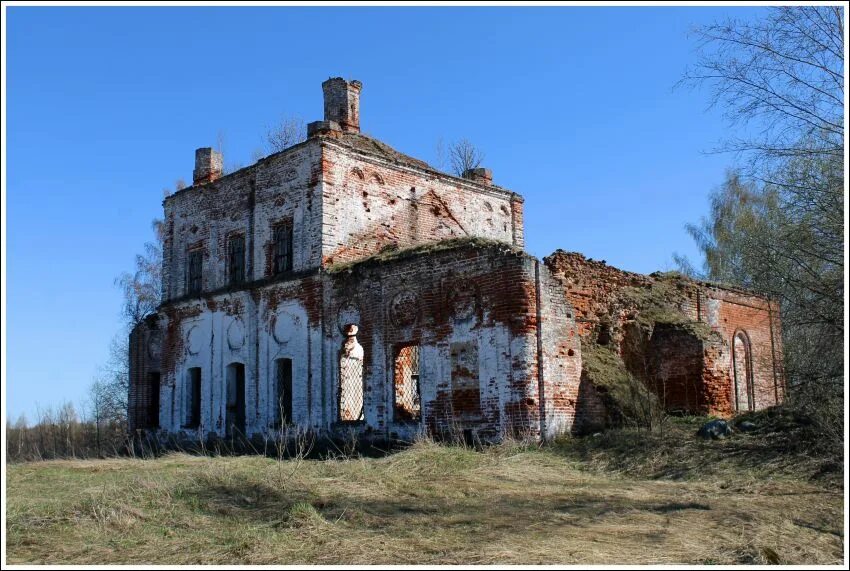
[336,302,360,335]
[186,325,203,355]
[273,311,299,344]
[448,282,478,321]
[389,289,419,327]
[227,319,245,350]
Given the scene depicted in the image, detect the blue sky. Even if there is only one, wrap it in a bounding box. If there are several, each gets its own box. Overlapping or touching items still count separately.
[5,5,764,421]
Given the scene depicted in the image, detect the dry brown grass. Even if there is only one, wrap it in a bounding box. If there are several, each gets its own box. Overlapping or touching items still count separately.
[5,432,845,565]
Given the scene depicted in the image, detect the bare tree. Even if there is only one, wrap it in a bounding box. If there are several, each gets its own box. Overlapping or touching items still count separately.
[679,6,843,169]
[104,218,165,442]
[116,218,164,328]
[448,138,485,177]
[264,115,307,155]
[676,6,844,444]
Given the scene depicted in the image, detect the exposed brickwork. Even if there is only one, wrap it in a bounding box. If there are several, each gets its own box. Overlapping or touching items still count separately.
[544,251,785,420]
[324,244,580,440]
[128,314,162,431]
[130,78,784,444]
[319,136,524,266]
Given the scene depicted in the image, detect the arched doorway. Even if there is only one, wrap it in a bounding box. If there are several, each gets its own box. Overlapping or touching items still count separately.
[732,331,754,412]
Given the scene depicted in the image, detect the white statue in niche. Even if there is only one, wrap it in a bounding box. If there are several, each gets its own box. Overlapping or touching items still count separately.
[339,324,364,422]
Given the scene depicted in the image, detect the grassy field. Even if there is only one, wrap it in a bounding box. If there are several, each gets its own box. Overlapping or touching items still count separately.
[5,416,845,565]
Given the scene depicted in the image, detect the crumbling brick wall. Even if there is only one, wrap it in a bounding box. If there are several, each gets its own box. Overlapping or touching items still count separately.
[319,136,524,267]
[131,76,785,446]
[162,141,323,304]
[128,315,162,431]
[326,242,581,441]
[535,263,584,437]
[144,241,581,441]
[543,250,784,418]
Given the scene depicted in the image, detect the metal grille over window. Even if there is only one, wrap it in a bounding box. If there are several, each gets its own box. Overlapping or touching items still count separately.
[394,345,421,422]
[273,221,293,274]
[339,324,364,422]
[228,235,245,285]
[187,250,203,295]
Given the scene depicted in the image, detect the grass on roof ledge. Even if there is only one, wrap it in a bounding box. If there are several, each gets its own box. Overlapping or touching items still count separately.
[325,237,523,274]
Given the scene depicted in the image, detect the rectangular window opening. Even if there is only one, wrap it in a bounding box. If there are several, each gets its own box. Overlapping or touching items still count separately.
[275,358,293,427]
[228,234,246,285]
[187,250,203,295]
[185,367,201,429]
[146,372,161,429]
[394,345,421,422]
[272,221,293,275]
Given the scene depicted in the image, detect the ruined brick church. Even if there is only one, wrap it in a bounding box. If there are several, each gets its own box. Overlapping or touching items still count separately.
[129,78,785,443]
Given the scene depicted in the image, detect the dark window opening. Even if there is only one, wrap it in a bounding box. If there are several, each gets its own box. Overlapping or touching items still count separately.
[187,250,203,295]
[272,221,293,275]
[228,234,245,285]
[146,372,161,429]
[275,358,293,427]
[394,345,421,422]
[185,367,201,429]
[225,363,246,437]
[597,321,611,346]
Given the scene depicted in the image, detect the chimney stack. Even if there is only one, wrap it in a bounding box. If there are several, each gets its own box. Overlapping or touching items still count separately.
[193,147,223,185]
[462,167,493,186]
[321,77,362,133]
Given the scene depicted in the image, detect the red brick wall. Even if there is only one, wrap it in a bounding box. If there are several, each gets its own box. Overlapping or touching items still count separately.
[326,243,581,440]
[128,316,162,432]
[320,141,524,267]
[699,288,785,413]
[543,251,784,417]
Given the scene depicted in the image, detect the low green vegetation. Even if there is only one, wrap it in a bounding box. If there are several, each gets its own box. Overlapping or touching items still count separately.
[620,276,716,341]
[579,341,661,427]
[6,413,843,565]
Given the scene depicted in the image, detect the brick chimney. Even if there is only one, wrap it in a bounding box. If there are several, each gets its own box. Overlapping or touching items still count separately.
[462,167,493,186]
[321,77,362,133]
[193,147,222,185]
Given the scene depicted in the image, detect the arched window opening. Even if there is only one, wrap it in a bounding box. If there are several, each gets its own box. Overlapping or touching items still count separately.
[733,332,754,412]
[394,345,421,422]
[339,324,364,422]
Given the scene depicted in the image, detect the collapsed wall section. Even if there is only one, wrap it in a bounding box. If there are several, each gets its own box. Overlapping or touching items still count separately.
[544,250,784,418]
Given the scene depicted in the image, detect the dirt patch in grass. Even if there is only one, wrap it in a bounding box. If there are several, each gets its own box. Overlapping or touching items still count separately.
[5,438,843,565]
